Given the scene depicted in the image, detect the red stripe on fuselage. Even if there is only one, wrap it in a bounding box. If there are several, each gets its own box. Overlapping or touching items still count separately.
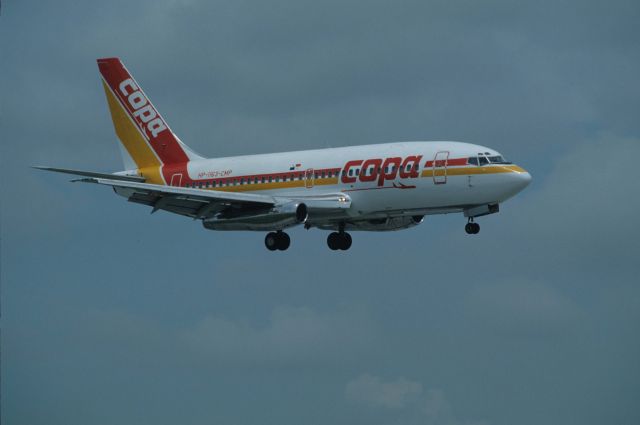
[173,156,471,191]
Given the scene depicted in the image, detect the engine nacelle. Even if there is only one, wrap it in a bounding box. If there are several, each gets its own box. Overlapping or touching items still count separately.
[277,201,308,223]
[203,202,307,231]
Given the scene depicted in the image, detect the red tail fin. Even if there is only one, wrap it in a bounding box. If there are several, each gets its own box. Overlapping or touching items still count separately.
[98,57,201,167]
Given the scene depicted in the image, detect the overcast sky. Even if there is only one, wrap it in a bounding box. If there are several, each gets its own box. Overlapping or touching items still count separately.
[2,1,639,424]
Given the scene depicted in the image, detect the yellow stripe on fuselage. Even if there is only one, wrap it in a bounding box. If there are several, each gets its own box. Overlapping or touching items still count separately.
[102,81,164,184]
[422,165,526,178]
[195,166,524,193]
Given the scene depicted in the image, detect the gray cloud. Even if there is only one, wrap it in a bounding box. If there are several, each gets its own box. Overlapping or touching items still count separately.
[346,374,423,409]
[462,278,583,339]
[182,305,376,366]
[345,374,484,425]
[3,1,640,424]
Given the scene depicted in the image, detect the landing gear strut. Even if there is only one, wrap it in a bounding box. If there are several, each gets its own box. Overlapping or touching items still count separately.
[465,219,480,235]
[327,231,352,251]
[265,231,290,251]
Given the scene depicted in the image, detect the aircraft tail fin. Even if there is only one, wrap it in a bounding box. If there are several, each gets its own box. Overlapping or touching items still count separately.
[97,58,203,175]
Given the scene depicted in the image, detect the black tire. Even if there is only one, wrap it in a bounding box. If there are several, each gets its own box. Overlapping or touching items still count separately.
[327,232,340,250]
[465,223,474,234]
[277,232,290,250]
[340,232,352,250]
[472,223,480,234]
[265,232,278,251]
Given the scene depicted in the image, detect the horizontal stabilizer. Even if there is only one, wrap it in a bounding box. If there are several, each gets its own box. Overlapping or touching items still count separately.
[32,166,146,182]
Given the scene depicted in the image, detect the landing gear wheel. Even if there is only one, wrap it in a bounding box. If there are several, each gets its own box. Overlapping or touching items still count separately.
[341,232,352,250]
[265,232,278,250]
[277,231,290,250]
[327,232,352,250]
[465,222,480,234]
[327,232,340,250]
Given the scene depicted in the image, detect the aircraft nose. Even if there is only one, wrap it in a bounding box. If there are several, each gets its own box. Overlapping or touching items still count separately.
[509,166,532,192]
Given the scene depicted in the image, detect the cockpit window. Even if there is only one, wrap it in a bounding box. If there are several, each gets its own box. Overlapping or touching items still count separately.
[478,156,489,165]
[488,155,511,164]
[467,157,478,166]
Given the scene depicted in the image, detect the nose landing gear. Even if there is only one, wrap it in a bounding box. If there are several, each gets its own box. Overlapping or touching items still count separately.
[465,219,480,234]
[265,231,291,251]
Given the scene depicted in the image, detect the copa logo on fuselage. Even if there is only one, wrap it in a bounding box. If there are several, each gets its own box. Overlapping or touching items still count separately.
[118,78,167,138]
[341,155,423,186]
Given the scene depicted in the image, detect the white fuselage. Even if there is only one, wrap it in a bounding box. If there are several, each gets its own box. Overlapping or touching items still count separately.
[177,141,530,228]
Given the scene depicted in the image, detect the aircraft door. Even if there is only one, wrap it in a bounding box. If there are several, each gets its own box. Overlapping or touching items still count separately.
[433,151,449,184]
[305,168,315,188]
[170,173,183,187]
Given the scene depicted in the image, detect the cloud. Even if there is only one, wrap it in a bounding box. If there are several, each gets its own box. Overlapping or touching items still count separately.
[85,305,376,368]
[4,1,640,424]
[462,278,582,339]
[499,134,640,271]
[345,374,423,408]
[182,305,375,366]
[422,389,455,424]
[345,374,484,425]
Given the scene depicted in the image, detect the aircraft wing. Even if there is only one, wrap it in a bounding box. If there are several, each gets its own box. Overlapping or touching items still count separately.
[32,166,146,182]
[86,178,276,218]
[82,178,351,219]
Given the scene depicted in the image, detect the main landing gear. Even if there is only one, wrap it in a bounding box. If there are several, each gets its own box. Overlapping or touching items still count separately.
[465,219,480,235]
[265,231,290,251]
[326,222,352,251]
[327,230,352,251]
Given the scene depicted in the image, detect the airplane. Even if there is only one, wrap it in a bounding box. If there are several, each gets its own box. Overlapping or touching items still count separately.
[35,57,531,251]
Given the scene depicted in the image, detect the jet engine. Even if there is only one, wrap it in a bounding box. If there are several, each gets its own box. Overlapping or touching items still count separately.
[202,202,307,231]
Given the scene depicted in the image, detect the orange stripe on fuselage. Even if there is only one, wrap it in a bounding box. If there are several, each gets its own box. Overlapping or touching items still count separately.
[187,164,523,193]
[422,165,524,178]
